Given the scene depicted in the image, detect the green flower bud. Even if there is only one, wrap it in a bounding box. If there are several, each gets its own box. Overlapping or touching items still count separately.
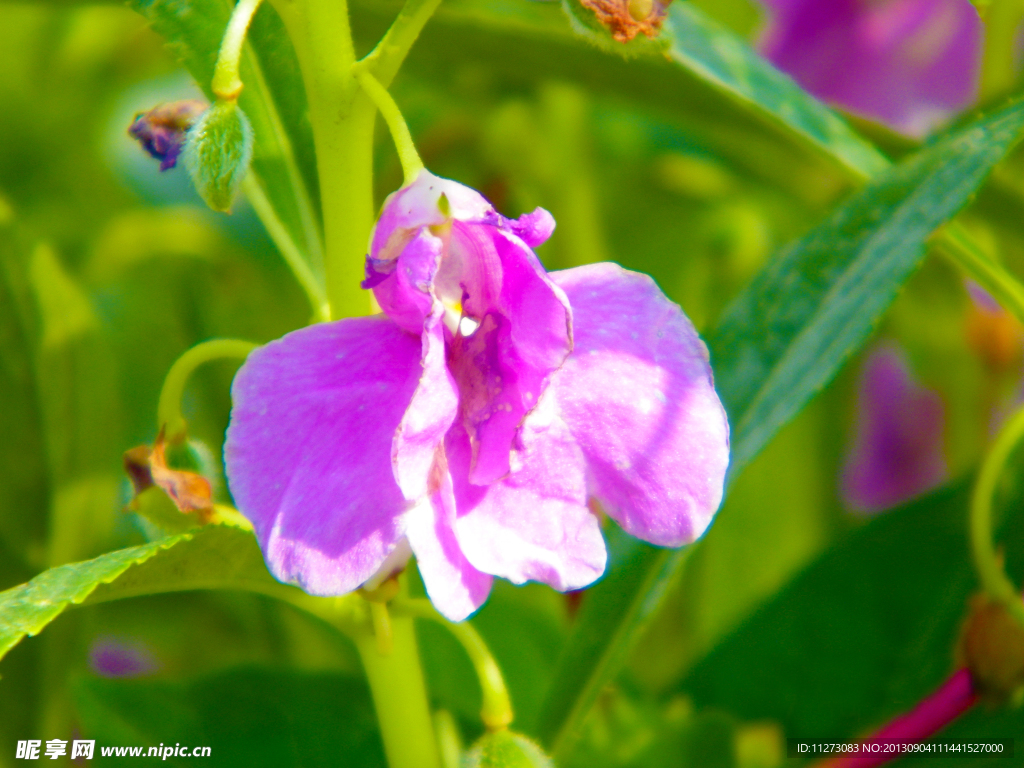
[183,100,253,213]
[462,731,553,768]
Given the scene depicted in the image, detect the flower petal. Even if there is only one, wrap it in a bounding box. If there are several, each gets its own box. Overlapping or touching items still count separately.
[370,170,492,267]
[549,263,730,547]
[225,317,424,596]
[449,225,572,485]
[392,321,459,502]
[366,228,443,336]
[448,404,607,592]
[405,453,493,621]
[759,0,981,137]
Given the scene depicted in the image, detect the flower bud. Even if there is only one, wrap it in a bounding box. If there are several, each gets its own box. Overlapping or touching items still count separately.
[183,100,254,213]
[562,0,668,46]
[957,593,1024,704]
[462,731,553,768]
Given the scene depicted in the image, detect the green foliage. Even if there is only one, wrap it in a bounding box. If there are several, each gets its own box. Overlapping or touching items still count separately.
[0,525,280,666]
[537,97,1024,758]
[0,534,190,664]
[129,0,324,292]
[75,667,386,767]
[712,98,1024,476]
[681,477,1024,743]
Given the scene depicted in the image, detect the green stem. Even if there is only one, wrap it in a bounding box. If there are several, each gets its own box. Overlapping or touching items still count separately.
[157,339,256,442]
[269,0,373,320]
[212,0,265,100]
[360,0,444,87]
[979,0,1024,101]
[970,402,1024,629]
[394,597,513,730]
[355,589,442,768]
[242,176,329,321]
[354,68,425,186]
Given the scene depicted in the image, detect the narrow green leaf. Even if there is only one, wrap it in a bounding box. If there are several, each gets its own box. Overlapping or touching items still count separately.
[711,98,1024,476]
[0,525,279,665]
[537,98,1024,758]
[128,0,325,299]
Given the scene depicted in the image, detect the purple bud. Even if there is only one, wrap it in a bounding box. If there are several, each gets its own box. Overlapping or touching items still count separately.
[128,100,207,171]
[841,344,947,514]
[88,635,159,678]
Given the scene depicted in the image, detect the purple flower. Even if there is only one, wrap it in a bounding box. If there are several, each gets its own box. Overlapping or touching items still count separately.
[88,636,159,678]
[128,100,207,171]
[225,171,730,620]
[758,0,982,137]
[841,344,947,514]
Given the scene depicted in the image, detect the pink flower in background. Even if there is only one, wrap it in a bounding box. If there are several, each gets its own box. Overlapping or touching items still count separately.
[841,344,947,513]
[88,636,159,679]
[225,171,730,621]
[758,0,982,137]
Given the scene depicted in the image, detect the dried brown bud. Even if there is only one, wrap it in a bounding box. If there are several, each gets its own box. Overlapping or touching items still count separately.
[123,428,214,522]
[577,0,669,43]
[956,593,1024,703]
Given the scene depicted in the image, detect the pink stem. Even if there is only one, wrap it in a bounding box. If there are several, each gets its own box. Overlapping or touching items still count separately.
[818,669,978,768]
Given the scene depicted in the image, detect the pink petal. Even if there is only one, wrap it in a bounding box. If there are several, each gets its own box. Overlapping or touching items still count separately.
[448,409,607,592]
[405,453,493,621]
[759,0,981,137]
[549,263,730,547]
[370,170,492,266]
[449,224,572,485]
[225,317,424,596]
[366,228,444,336]
[392,321,459,501]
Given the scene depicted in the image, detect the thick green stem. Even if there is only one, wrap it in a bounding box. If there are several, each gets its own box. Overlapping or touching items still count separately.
[269,0,373,320]
[213,0,265,100]
[394,597,514,730]
[355,610,442,768]
[970,402,1024,629]
[157,339,256,442]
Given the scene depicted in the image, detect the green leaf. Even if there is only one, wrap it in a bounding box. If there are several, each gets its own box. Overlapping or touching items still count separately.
[0,534,190,664]
[128,0,324,299]
[0,525,279,665]
[537,98,1024,758]
[680,478,1024,744]
[711,98,1024,476]
[75,667,386,767]
[661,2,889,180]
